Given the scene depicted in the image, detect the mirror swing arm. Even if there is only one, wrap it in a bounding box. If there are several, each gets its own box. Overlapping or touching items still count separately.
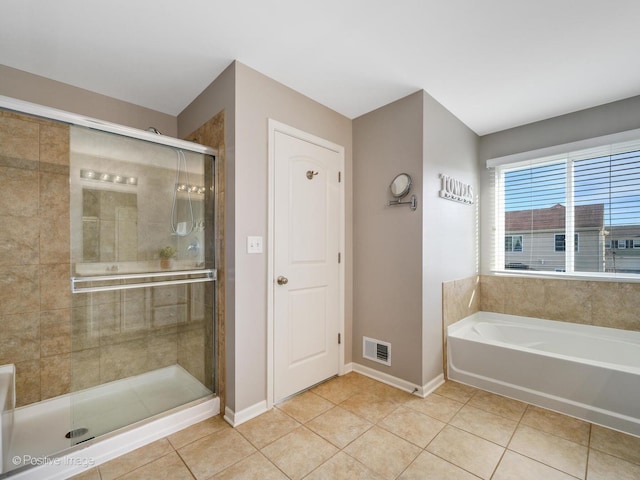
[387,195,417,210]
[387,172,418,211]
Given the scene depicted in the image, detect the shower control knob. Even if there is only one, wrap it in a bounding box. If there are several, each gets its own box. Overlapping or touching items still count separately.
[277,276,289,285]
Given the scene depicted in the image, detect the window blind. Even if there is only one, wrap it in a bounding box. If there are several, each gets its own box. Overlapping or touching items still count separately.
[489,140,640,276]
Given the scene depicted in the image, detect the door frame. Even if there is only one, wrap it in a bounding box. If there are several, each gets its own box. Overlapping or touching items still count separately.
[267,119,346,408]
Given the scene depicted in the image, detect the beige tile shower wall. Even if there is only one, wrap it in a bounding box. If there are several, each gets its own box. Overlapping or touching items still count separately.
[480,275,640,332]
[442,276,481,378]
[70,286,184,390]
[0,110,71,406]
[0,110,215,408]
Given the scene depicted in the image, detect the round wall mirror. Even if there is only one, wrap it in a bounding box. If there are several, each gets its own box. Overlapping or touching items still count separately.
[390,173,412,198]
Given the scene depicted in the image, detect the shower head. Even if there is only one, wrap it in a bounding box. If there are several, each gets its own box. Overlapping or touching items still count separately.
[147,127,162,135]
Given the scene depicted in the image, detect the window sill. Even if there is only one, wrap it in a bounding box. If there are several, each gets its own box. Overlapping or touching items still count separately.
[489,269,640,283]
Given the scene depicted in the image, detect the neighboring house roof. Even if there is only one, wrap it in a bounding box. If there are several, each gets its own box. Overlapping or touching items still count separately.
[506,203,604,231]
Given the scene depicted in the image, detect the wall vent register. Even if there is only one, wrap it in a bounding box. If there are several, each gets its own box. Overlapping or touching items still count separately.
[363,336,391,366]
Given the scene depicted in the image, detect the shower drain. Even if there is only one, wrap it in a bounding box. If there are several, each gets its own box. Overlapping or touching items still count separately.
[65,427,89,439]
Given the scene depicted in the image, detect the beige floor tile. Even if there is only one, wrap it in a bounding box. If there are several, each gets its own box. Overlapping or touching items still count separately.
[98,439,174,480]
[119,452,194,480]
[236,407,300,449]
[167,415,230,449]
[467,390,527,421]
[493,451,578,480]
[404,393,464,423]
[311,374,363,403]
[305,451,383,480]
[509,425,587,479]
[85,374,636,480]
[212,452,288,480]
[378,405,446,448]
[261,426,338,480]
[178,428,256,480]
[449,404,517,446]
[367,381,412,404]
[338,391,399,423]
[426,425,504,480]
[590,425,640,465]
[587,449,640,480]
[305,405,372,448]
[521,405,590,446]
[276,390,334,423]
[398,451,479,480]
[343,426,421,480]
[69,468,101,480]
[434,381,477,403]
[341,372,380,390]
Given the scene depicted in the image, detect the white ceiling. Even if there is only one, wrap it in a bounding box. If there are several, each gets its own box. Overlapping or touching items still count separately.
[2,0,640,135]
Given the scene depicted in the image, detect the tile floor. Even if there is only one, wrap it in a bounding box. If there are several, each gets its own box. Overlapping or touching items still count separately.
[71,373,640,480]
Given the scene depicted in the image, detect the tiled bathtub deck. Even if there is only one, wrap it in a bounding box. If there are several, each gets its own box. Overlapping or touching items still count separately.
[72,373,640,479]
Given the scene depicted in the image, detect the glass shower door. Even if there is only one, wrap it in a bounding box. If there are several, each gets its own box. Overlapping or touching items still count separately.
[68,126,215,444]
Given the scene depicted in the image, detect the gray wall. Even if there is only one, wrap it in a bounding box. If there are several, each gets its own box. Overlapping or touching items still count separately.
[353,91,424,384]
[0,65,177,135]
[479,94,640,162]
[479,95,640,275]
[421,91,479,385]
[353,91,479,388]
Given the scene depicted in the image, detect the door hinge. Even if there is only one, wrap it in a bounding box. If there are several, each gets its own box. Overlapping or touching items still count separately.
[338,252,341,263]
[338,333,341,344]
[338,171,342,183]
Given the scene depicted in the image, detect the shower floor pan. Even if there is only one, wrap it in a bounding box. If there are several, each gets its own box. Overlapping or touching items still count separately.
[6,365,212,476]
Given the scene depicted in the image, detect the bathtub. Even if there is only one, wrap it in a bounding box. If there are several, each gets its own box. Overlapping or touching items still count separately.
[447,312,640,437]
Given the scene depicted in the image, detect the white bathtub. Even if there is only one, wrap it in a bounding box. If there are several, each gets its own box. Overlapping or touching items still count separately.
[447,312,640,437]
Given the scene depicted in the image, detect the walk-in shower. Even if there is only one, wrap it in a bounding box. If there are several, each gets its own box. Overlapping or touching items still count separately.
[0,97,218,478]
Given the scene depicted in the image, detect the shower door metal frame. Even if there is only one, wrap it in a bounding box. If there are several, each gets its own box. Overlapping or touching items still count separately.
[0,95,216,156]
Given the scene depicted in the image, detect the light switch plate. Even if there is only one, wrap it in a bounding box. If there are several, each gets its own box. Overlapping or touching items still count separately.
[247,236,263,254]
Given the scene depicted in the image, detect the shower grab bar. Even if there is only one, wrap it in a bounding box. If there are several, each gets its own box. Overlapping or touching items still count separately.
[71,269,216,293]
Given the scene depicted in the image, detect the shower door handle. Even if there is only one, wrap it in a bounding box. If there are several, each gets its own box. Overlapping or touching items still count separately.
[277,276,289,285]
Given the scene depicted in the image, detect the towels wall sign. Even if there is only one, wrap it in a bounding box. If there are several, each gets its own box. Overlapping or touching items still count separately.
[439,174,474,205]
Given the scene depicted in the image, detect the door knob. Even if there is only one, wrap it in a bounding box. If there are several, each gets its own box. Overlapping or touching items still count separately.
[277,276,289,285]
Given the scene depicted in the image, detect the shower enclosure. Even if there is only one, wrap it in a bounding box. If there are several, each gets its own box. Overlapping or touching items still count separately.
[0,98,217,476]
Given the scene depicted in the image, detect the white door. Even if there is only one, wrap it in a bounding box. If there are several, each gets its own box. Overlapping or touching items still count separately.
[273,127,343,402]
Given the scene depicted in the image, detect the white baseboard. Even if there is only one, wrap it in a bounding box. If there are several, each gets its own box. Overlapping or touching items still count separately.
[351,363,444,398]
[415,373,445,398]
[224,400,268,427]
[222,364,445,430]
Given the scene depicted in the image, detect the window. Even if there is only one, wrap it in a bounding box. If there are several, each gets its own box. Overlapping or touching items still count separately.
[608,239,640,249]
[554,234,579,252]
[489,137,640,276]
[505,235,523,252]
